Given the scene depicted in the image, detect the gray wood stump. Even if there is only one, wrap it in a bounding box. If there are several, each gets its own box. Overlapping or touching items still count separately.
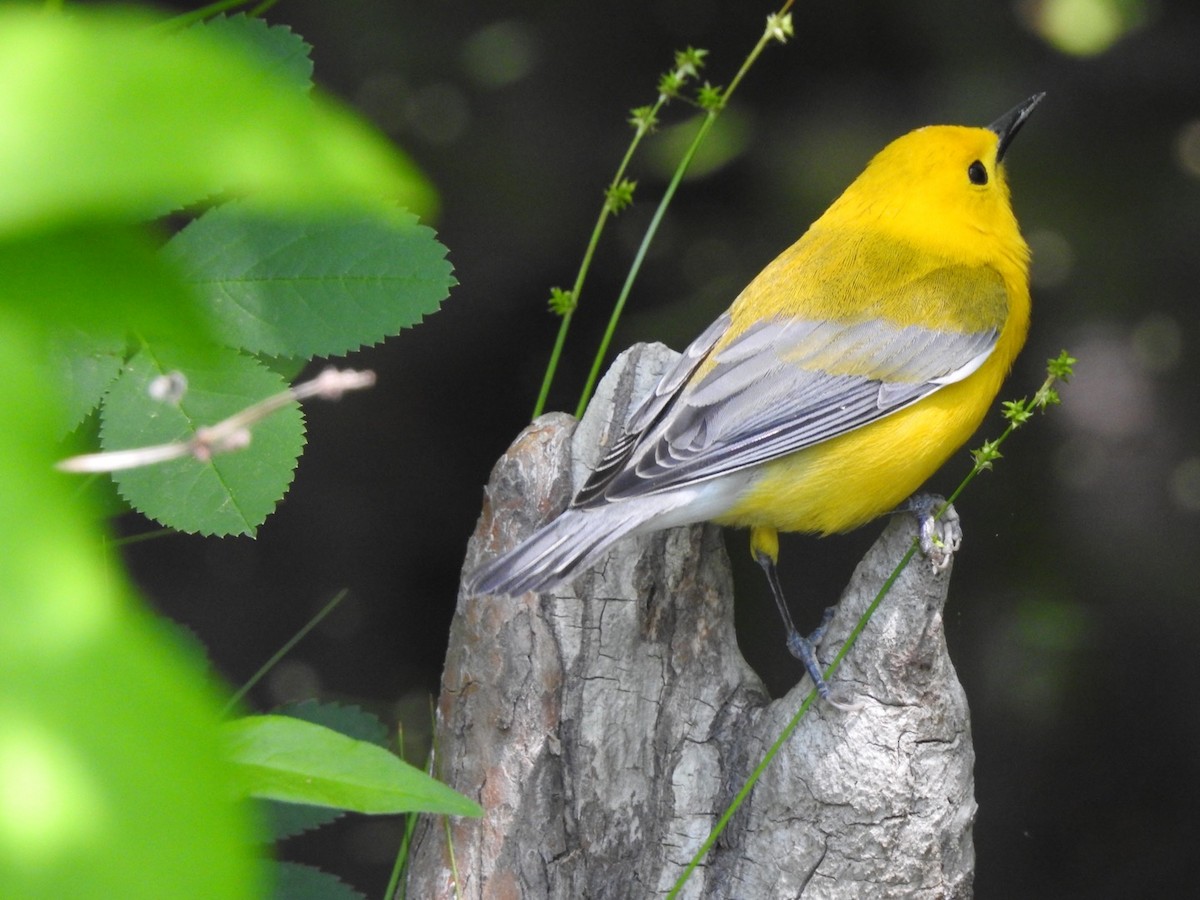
[406,344,976,899]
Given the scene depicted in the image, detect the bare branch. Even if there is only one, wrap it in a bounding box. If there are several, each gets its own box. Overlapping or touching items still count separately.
[56,366,376,474]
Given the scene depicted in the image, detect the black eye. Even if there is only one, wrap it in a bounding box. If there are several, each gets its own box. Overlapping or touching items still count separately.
[968,160,988,185]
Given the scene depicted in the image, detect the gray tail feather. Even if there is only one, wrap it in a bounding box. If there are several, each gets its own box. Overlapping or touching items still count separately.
[466,506,644,596]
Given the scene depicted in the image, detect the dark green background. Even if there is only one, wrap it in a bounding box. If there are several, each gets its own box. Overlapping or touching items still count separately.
[131,1,1200,896]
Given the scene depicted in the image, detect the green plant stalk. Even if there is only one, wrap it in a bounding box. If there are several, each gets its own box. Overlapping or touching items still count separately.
[574,2,795,417]
[530,48,700,421]
[573,114,715,419]
[389,698,436,900]
[665,544,913,899]
[444,813,463,900]
[107,526,174,548]
[220,588,348,716]
[428,703,466,900]
[666,354,1073,897]
[531,123,656,419]
[390,811,421,900]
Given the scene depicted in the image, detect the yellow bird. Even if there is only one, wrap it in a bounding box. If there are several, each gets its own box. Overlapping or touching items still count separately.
[470,95,1043,703]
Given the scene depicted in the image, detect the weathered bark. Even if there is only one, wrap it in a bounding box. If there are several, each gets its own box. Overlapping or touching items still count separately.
[407,344,975,899]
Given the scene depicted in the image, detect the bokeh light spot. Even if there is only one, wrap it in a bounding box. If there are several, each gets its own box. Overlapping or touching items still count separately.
[1028,228,1075,289]
[1019,0,1148,56]
[405,82,471,146]
[1131,312,1182,373]
[1169,457,1200,512]
[1173,119,1200,179]
[461,20,537,89]
[267,659,322,706]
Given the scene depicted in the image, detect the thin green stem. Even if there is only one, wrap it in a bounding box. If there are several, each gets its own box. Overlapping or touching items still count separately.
[422,697,465,900]
[574,112,716,418]
[219,588,349,717]
[724,2,795,100]
[388,697,436,899]
[533,316,575,420]
[386,827,408,900]
[575,2,795,417]
[444,812,463,900]
[531,99,669,419]
[107,528,174,549]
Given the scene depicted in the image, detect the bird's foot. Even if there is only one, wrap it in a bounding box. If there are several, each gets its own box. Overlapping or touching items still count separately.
[902,493,962,573]
[785,606,863,712]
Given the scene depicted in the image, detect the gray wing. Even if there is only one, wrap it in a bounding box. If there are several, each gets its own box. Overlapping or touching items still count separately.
[573,314,731,506]
[575,312,999,507]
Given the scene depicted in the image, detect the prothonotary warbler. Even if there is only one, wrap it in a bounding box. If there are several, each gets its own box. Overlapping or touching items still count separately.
[470,94,1044,705]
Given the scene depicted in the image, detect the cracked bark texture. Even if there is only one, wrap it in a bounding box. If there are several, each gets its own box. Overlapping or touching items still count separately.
[406,343,976,899]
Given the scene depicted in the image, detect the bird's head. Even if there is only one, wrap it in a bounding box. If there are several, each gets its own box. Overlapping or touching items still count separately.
[821,95,1044,267]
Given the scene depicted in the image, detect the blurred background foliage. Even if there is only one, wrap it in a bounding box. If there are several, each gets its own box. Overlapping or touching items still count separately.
[133,1,1200,896]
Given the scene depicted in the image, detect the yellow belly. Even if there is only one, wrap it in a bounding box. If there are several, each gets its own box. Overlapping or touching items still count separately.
[716,360,1004,535]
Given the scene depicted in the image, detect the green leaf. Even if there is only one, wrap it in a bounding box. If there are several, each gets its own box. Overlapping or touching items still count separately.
[163,203,455,357]
[224,715,483,817]
[0,312,263,899]
[271,862,367,900]
[0,7,436,234]
[101,344,306,536]
[263,799,342,843]
[198,14,314,94]
[278,699,389,746]
[43,327,125,437]
[256,355,311,382]
[265,701,390,840]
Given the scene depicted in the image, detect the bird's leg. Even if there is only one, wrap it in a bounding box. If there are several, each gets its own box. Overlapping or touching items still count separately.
[900,493,962,573]
[750,526,858,710]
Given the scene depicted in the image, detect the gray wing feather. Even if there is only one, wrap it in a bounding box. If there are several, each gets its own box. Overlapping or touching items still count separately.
[573,313,731,506]
[584,315,999,504]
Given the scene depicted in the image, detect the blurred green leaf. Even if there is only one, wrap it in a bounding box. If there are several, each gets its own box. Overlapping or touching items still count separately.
[1,226,213,350]
[163,203,455,357]
[224,715,482,817]
[0,6,436,234]
[101,344,305,536]
[0,313,263,899]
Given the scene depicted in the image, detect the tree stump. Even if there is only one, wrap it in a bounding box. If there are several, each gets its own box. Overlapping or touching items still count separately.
[406,344,976,899]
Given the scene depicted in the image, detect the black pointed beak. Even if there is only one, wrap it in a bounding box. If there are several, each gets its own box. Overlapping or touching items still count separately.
[989,93,1045,162]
